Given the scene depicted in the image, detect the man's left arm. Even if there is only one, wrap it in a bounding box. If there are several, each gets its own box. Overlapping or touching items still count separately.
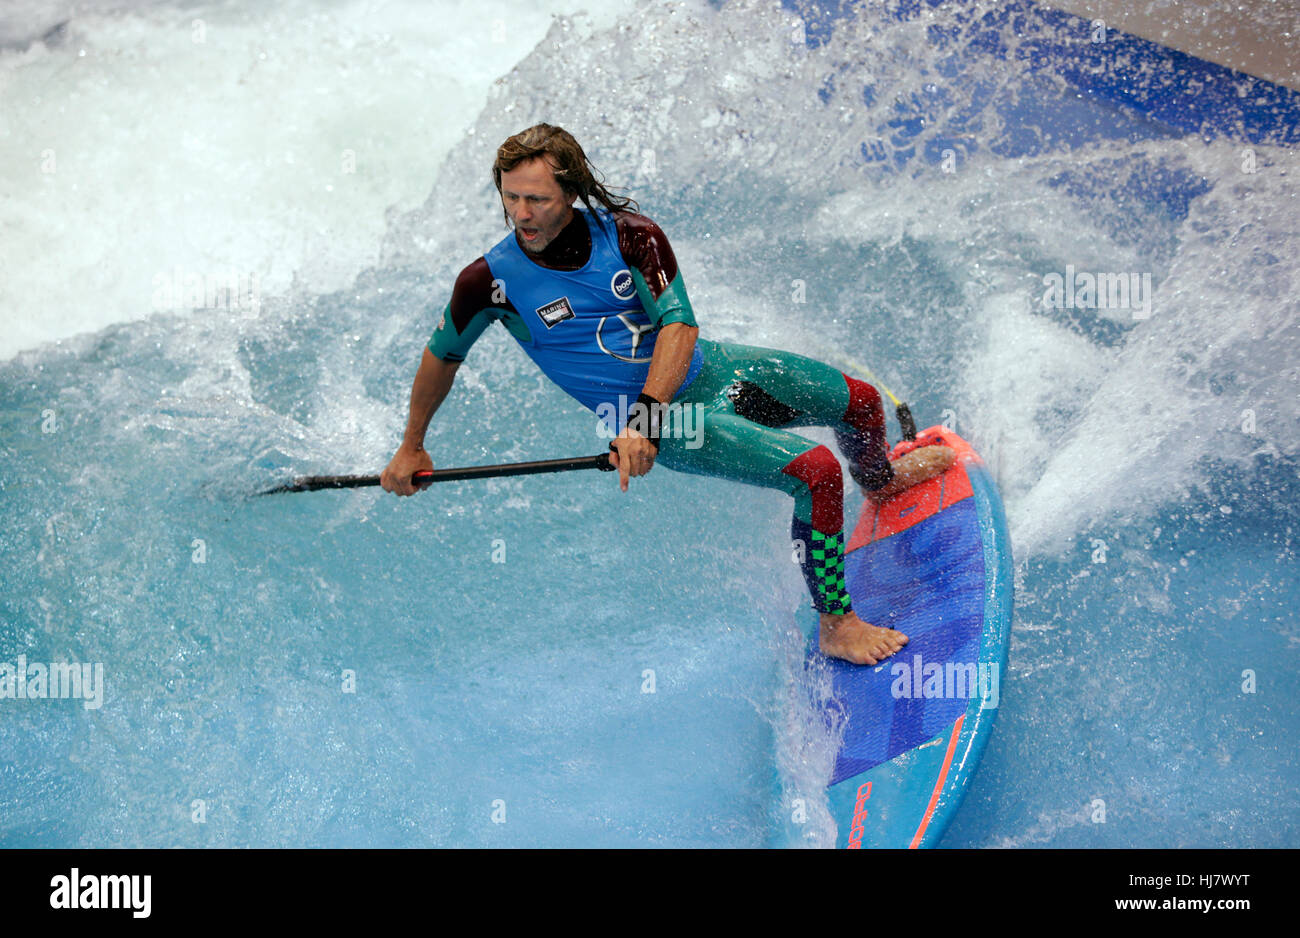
[641,321,699,404]
[611,320,699,491]
[609,213,700,490]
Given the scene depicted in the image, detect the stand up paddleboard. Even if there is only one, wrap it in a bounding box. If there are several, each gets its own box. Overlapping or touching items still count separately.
[805,425,1013,848]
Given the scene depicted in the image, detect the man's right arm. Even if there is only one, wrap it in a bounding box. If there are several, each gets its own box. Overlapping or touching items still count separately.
[381,348,460,496]
[382,258,508,496]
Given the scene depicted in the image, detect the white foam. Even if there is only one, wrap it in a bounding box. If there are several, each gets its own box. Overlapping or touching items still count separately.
[803,138,1300,559]
[0,0,632,360]
[1006,143,1300,557]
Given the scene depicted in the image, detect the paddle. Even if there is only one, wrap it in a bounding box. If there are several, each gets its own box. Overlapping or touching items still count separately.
[257,452,615,495]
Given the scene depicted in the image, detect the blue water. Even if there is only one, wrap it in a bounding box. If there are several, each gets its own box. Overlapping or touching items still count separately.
[2,0,1297,847]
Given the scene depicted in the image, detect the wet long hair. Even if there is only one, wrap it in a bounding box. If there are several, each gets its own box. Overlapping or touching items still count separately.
[492,123,638,224]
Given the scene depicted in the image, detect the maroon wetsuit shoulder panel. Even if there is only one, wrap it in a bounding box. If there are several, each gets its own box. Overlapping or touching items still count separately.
[614,212,680,300]
[447,256,515,335]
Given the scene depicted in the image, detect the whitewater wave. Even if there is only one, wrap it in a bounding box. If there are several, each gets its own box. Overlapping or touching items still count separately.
[2,0,1295,847]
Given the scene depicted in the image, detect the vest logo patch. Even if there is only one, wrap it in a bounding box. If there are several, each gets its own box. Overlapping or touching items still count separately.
[611,269,636,301]
[536,296,575,328]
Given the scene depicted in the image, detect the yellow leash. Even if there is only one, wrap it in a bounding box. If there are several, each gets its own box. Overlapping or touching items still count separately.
[819,348,902,407]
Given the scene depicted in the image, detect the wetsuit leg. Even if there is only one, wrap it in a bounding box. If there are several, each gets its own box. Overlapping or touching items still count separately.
[683,339,894,491]
[657,410,853,615]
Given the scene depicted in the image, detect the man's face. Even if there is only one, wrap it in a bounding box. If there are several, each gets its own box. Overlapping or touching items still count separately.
[499,156,575,254]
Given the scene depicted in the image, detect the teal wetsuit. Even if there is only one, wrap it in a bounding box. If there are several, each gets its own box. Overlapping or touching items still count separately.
[655,339,893,613]
[428,207,894,615]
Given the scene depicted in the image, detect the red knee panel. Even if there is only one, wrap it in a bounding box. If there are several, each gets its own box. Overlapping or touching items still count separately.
[780,445,844,535]
[842,375,885,433]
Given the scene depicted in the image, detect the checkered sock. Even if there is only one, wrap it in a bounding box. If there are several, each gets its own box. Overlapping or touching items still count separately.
[792,517,852,614]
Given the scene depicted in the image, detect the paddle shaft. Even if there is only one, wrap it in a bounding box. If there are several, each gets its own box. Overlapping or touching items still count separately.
[260,452,615,494]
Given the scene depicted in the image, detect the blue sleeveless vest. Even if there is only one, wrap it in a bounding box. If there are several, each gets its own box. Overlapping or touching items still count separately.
[483,208,703,429]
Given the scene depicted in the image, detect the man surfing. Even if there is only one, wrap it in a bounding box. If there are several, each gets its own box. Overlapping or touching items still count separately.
[381,123,953,665]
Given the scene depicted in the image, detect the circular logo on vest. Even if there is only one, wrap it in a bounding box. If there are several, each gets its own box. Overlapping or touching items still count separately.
[596,313,655,363]
[611,269,636,301]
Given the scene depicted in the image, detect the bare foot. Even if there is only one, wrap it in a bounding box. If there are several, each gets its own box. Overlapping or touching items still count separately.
[864,445,956,500]
[819,610,909,665]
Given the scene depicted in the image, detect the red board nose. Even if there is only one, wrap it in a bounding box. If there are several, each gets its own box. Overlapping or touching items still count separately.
[848,426,978,553]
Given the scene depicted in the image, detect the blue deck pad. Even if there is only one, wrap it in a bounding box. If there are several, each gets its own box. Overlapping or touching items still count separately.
[822,497,986,785]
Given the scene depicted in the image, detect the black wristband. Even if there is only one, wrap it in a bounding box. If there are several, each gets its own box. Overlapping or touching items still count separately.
[631,392,663,451]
